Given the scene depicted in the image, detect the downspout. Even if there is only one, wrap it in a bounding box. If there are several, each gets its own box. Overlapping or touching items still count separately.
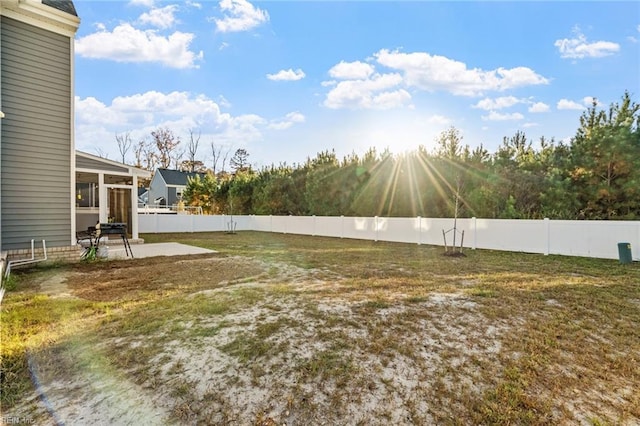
[132,173,139,239]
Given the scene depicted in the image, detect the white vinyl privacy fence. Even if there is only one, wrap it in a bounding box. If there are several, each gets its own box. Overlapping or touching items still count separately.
[138,214,640,261]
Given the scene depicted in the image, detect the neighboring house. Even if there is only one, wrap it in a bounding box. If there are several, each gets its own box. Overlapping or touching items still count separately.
[138,187,149,206]
[148,169,205,207]
[0,0,80,253]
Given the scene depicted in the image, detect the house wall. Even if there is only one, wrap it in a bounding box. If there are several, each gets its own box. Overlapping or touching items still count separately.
[148,172,168,205]
[77,155,129,173]
[0,16,72,250]
[168,186,178,206]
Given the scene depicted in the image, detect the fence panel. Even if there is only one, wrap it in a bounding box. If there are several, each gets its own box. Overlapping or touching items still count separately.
[314,216,344,238]
[271,216,288,233]
[157,214,191,233]
[192,215,225,232]
[252,216,272,232]
[376,217,420,244]
[343,217,376,241]
[286,216,315,235]
[475,219,547,254]
[138,214,640,260]
[421,218,474,247]
[228,215,253,231]
[549,220,640,260]
[138,214,156,233]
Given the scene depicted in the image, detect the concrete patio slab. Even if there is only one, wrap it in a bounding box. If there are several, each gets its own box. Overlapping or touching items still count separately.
[107,242,216,260]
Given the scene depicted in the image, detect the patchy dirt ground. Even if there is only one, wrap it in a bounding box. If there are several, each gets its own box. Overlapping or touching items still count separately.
[4,245,640,425]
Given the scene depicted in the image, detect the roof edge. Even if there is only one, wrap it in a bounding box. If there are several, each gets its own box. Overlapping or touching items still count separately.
[76,151,152,178]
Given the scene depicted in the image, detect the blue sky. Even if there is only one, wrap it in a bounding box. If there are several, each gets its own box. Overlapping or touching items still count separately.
[73,0,640,169]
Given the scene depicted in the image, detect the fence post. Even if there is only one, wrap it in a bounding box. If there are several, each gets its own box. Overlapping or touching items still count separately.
[374,216,378,242]
[544,217,550,256]
[190,214,194,233]
[417,216,422,245]
[154,213,159,233]
[341,215,344,238]
[636,222,640,261]
[312,215,316,237]
[472,217,477,250]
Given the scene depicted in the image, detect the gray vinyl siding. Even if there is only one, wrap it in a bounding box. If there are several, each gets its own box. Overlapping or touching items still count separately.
[168,187,178,206]
[76,156,129,173]
[147,173,167,206]
[1,16,72,250]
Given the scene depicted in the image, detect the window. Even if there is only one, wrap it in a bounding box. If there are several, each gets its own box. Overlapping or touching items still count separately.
[76,183,98,208]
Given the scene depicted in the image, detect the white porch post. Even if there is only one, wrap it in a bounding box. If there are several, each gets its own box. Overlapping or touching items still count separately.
[98,173,107,224]
[132,175,139,239]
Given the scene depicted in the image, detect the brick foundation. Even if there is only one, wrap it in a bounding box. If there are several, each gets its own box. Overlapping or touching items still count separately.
[5,245,82,264]
[3,238,145,269]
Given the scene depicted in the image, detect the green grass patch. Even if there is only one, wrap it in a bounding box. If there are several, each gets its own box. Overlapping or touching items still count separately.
[3,231,640,424]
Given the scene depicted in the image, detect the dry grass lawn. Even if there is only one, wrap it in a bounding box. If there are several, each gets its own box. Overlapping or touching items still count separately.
[2,231,639,425]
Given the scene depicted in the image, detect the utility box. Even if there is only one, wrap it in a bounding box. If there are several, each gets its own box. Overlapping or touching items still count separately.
[617,242,632,264]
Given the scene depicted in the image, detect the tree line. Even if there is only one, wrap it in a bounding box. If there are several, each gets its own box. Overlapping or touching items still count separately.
[177,91,639,220]
[113,127,235,174]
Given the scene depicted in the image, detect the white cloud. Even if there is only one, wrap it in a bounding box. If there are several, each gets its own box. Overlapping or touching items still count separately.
[557,99,586,110]
[217,95,232,108]
[75,23,203,69]
[75,91,268,157]
[427,114,452,125]
[129,0,155,7]
[215,0,269,33]
[186,1,202,9]
[75,96,124,126]
[268,111,305,130]
[528,102,550,113]
[371,89,412,110]
[138,5,179,29]
[473,96,522,110]
[375,49,548,96]
[481,111,524,121]
[323,73,411,110]
[328,61,375,80]
[523,122,539,128]
[628,36,638,43]
[554,26,620,59]
[323,49,548,110]
[267,68,306,81]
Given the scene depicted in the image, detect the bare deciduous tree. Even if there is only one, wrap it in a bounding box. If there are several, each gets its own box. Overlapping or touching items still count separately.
[210,140,222,174]
[95,147,109,159]
[115,132,132,164]
[221,146,232,173]
[185,129,201,172]
[172,147,186,170]
[151,127,180,169]
[210,140,232,175]
[134,138,157,171]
